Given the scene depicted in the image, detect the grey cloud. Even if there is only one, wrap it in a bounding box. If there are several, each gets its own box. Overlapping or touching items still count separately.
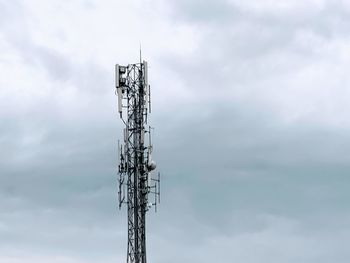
[149,104,350,262]
[0,1,22,27]
[168,0,237,23]
[10,38,110,93]
[0,117,123,260]
[0,4,110,94]
[164,0,350,81]
[1,0,350,262]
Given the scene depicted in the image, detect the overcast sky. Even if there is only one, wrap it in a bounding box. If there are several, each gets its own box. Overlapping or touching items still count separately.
[1,0,350,262]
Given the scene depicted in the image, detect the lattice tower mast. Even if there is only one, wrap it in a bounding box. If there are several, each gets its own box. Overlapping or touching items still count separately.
[115,58,160,263]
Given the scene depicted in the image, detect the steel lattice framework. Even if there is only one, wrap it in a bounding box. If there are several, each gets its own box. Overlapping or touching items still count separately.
[115,60,160,263]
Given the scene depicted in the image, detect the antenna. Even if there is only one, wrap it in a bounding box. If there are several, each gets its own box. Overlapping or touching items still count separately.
[115,56,160,263]
[115,64,126,118]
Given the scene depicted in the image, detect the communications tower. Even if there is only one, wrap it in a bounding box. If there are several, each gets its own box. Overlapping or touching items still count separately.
[115,58,160,263]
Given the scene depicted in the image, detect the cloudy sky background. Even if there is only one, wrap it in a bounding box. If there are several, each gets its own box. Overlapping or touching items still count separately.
[1,0,350,262]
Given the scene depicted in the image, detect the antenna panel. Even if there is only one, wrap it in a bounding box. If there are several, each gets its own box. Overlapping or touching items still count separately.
[143,61,149,110]
[115,64,119,88]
